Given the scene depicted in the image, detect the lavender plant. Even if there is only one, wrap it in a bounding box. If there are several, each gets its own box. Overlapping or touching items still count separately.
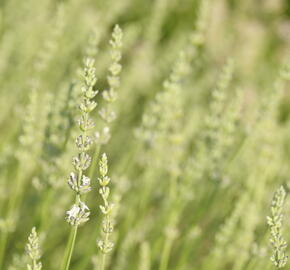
[61,57,98,270]
[97,153,115,270]
[267,186,288,268]
[97,24,123,145]
[26,227,42,270]
[0,1,290,270]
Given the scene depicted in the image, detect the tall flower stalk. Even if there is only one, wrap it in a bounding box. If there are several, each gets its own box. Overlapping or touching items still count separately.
[99,24,123,133]
[97,153,114,270]
[267,186,288,268]
[26,227,42,270]
[60,57,98,270]
[89,24,123,183]
[94,24,123,147]
[72,25,123,270]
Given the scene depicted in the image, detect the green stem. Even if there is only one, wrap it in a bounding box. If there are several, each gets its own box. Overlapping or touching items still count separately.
[100,229,109,270]
[60,225,78,270]
[100,253,107,270]
[159,237,173,270]
[72,145,101,270]
[0,232,7,270]
[159,174,178,270]
[60,194,81,270]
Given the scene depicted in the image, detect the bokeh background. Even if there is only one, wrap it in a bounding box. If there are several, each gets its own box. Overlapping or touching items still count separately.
[0,0,290,269]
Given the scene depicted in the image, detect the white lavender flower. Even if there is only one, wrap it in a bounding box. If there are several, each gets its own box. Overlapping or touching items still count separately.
[97,153,115,267]
[26,227,42,270]
[97,239,114,254]
[267,186,288,268]
[75,135,93,151]
[67,173,91,194]
[72,153,92,171]
[66,201,90,226]
[97,25,123,145]
[65,57,97,229]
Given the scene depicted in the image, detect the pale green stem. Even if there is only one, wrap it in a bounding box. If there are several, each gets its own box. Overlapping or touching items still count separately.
[66,143,100,270]
[60,181,82,270]
[100,228,110,270]
[60,104,90,270]
[60,225,78,270]
[100,252,107,270]
[159,237,173,270]
[0,232,7,270]
[159,174,178,270]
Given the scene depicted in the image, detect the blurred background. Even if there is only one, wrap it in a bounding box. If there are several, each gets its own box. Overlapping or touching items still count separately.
[0,0,290,269]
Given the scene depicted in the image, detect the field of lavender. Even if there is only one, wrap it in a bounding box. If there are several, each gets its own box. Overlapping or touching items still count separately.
[0,0,290,269]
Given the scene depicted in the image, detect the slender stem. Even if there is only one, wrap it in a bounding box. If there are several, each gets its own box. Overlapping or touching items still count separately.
[100,253,107,270]
[159,174,177,270]
[100,230,109,270]
[159,237,173,270]
[60,225,78,270]
[0,232,7,270]
[60,59,96,270]
[60,194,81,270]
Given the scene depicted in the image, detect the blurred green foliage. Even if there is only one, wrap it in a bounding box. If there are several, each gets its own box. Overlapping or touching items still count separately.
[0,0,290,270]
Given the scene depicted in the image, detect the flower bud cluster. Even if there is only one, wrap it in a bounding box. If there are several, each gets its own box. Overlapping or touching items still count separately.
[267,186,288,268]
[66,201,90,226]
[97,153,114,254]
[66,58,98,226]
[97,25,123,145]
[26,227,42,270]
